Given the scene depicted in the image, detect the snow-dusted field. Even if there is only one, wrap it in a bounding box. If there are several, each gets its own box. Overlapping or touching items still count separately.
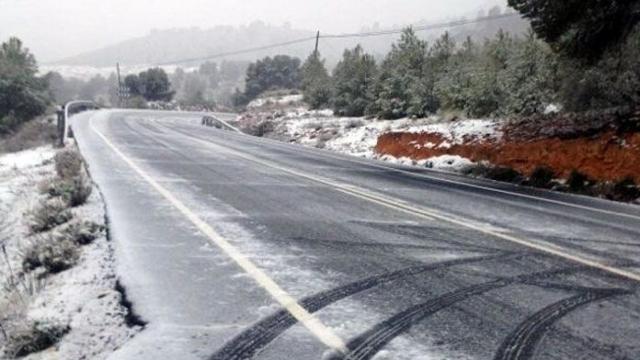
[0,146,138,359]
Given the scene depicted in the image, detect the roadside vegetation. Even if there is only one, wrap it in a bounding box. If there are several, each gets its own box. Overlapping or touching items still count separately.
[0,147,107,358]
[233,1,640,202]
[0,38,52,138]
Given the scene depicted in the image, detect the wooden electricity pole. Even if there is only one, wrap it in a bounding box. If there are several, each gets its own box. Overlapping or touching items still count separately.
[116,62,123,107]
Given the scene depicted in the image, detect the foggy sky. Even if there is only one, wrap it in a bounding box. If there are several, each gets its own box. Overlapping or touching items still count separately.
[0,0,505,62]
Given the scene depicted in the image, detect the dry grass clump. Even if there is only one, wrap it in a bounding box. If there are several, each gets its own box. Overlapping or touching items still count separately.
[60,220,104,246]
[22,235,79,275]
[1,320,69,358]
[28,199,73,234]
[0,119,58,154]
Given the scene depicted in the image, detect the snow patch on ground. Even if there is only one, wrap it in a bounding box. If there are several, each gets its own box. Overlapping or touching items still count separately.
[0,146,56,170]
[0,146,138,360]
[247,94,304,109]
[425,155,475,172]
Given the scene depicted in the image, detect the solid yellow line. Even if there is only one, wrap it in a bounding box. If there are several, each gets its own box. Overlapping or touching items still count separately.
[89,117,348,353]
[175,128,640,283]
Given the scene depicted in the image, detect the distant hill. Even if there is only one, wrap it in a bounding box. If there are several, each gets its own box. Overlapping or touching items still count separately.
[55,10,529,68]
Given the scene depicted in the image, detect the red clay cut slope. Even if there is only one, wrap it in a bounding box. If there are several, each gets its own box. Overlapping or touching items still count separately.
[375,128,640,183]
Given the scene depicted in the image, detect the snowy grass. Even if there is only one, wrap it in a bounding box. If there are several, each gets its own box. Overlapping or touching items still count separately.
[0,146,138,359]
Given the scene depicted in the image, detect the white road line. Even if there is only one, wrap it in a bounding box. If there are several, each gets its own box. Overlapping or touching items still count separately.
[89,118,348,354]
[173,128,640,283]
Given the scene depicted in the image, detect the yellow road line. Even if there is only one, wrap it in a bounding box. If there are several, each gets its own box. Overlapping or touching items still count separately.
[174,128,640,284]
[89,118,348,354]
[212,123,640,222]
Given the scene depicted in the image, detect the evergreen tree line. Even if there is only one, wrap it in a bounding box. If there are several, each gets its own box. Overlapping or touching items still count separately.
[238,25,640,119]
[0,38,51,134]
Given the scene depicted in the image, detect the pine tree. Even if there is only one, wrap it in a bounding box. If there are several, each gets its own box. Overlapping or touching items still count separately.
[369,28,436,119]
[508,0,640,59]
[243,55,301,102]
[332,45,377,116]
[465,30,514,117]
[502,29,558,115]
[434,36,479,112]
[300,52,332,109]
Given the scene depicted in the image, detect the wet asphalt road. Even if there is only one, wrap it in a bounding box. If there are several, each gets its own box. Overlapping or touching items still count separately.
[72,110,640,360]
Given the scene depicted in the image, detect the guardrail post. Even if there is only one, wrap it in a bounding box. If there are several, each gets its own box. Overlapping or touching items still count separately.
[56,108,65,147]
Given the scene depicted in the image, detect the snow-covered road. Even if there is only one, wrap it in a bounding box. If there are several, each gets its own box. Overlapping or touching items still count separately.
[72,109,640,360]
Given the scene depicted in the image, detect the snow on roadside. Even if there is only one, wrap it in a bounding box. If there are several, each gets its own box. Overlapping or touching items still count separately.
[0,146,138,360]
[260,109,500,172]
[247,94,304,109]
[0,146,56,170]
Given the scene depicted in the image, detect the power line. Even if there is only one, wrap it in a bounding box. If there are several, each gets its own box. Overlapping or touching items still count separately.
[154,36,317,66]
[153,12,522,66]
[322,13,520,38]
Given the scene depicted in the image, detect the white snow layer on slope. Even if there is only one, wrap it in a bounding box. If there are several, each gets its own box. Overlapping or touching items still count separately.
[247,94,305,109]
[0,146,137,360]
[271,111,500,172]
[0,146,56,170]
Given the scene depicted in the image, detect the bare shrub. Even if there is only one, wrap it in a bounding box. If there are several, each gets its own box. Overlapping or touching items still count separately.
[487,166,523,183]
[528,166,555,188]
[0,120,58,154]
[466,164,523,184]
[22,236,79,274]
[567,170,593,193]
[2,320,69,358]
[610,177,640,202]
[29,199,72,234]
[54,149,83,179]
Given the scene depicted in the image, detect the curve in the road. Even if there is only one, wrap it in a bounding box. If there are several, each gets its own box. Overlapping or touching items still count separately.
[209,253,521,360]
[164,119,640,223]
[155,122,640,283]
[493,288,630,360]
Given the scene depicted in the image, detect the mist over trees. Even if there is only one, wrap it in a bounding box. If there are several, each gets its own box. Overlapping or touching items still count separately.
[56,9,531,69]
[224,0,638,120]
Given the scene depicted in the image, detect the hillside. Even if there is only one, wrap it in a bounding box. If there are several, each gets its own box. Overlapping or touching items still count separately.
[54,11,529,68]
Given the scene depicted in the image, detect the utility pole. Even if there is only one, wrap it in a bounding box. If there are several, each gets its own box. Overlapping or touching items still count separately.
[314,31,320,57]
[116,63,123,107]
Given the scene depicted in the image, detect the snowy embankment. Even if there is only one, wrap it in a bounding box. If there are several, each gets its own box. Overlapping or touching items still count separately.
[0,146,138,359]
[253,107,500,172]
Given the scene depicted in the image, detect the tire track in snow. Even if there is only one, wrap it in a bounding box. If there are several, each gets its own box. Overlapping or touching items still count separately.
[328,267,590,360]
[493,288,630,360]
[209,253,519,360]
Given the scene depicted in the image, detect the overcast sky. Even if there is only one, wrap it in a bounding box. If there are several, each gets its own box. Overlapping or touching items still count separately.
[0,0,505,62]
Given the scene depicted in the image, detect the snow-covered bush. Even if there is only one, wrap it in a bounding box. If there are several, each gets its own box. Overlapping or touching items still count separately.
[54,149,83,179]
[40,176,92,207]
[22,235,79,274]
[29,198,72,234]
[60,220,104,246]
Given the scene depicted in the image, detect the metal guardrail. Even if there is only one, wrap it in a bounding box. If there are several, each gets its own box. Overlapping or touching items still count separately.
[200,114,242,133]
[57,100,100,146]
